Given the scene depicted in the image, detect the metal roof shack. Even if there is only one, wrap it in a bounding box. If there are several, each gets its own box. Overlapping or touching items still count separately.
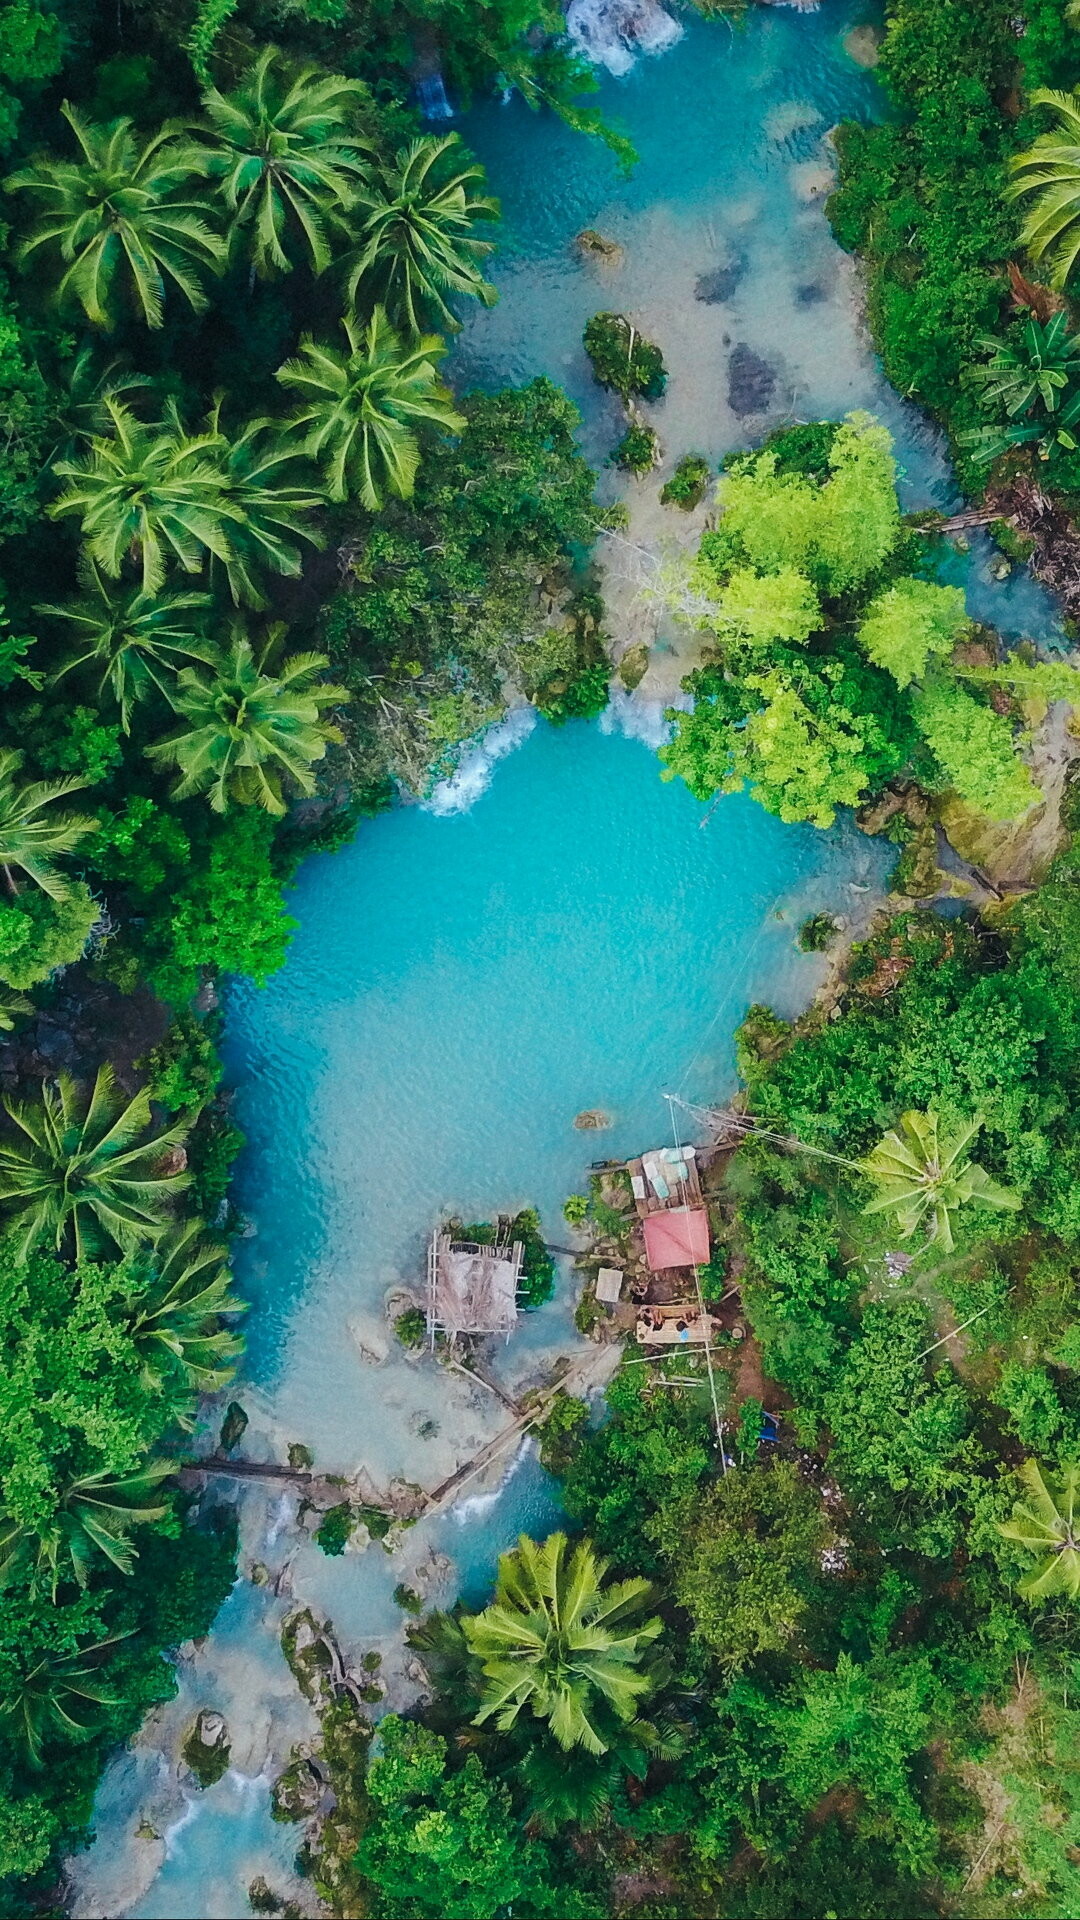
[641,1206,711,1271]
[426,1232,524,1343]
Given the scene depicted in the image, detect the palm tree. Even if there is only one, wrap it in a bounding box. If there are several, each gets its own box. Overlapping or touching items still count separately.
[999,1459,1080,1603]
[0,1462,174,1599]
[5,106,223,328]
[0,1064,190,1261]
[0,748,96,899]
[210,405,326,606]
[461,1532,664,1755]
[860,1110,1020,1254]
[971,314,1080,418]
[146,628,347,814]
[343,133,498,335]
[0,1634,128,1766]
[124,1218,244,1402]
[1007,89,1080,290]
[49,395,322,603]
[276,306,464,508]
[192,46,371,277]
[43,562,215,731]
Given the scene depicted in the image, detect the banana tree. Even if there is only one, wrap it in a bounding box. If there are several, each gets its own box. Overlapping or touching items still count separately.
[860,1110,1020,1253]
[999,1459,1080,1603]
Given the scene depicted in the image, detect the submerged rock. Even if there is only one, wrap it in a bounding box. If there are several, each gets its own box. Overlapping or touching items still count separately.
[694,254,746,304]
[574,1108,612,1130]
[575,228,624,269]
[727,344,777,417]
[795,281,826,306]
[844,23,882,67]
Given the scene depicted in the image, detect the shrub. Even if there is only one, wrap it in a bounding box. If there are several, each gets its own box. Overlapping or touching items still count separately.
[661,453,711,509]
[583,312,667,399]
[611,420,658,473]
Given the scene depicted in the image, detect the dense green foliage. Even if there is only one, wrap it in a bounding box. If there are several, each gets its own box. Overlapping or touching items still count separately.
[0,0,613,1902]
[661,414,1042,830]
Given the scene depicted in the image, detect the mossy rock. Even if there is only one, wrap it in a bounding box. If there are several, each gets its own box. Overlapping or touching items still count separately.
[938,791,1045,881]
[219,1401,248,1452]
[181,1709,230,1789]
[618,643,650,691]
[893,822,946,900]
[271,1754,322,1823]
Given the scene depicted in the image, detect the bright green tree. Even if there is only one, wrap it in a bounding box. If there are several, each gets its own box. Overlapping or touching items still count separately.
[861,1109,1020,1253]
[461,1531,662,1755]
[1007,89,1080,289]
[856,578,968,689]
[276,306,465,508]
[193,46,371,277]
[5,106,223,328]
[0,748,95,899]
[999,1459,1080,1603]
[913,678,1041,820]
[344,133,498,334]
[0,1064,190,1260]
[146,629,346,814]
[695,564,821,651]
[714,411,899,596]
[43,563,214,731]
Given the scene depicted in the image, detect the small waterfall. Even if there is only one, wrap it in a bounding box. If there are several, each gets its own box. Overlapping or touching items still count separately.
[565,0,682,77]
[424,705,537,814]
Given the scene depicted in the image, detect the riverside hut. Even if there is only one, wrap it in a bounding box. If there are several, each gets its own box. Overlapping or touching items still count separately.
[426,1231,524,1344]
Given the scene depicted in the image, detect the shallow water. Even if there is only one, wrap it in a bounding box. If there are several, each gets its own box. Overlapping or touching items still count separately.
[72,6,1066,1912]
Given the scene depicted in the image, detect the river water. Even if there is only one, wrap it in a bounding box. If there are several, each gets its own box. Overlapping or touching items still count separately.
[69,6,1066,1915]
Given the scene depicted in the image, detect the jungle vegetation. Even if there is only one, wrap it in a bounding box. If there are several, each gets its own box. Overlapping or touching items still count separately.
[0,0,607,1905]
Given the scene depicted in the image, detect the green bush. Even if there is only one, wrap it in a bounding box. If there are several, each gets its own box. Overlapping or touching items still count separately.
[583,312,667,400]
[661,453,711,509]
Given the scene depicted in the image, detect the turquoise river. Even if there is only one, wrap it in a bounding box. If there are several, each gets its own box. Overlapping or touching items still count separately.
[68,4,1068,1916]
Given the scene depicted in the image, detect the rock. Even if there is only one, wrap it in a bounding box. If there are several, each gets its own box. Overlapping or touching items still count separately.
[156,1143,188,1177]
[348,1315,389,1366]
[574,227,624,268]
[695,254,746,304]
[574,1108,612,1130]
[135,1820,160,1841]
[181,1709,231,1788]
[287,1442,314,1471]
[728,344,776,417]
[249,1561,270,1587]
[193,974,219,1014]
[271,1754,322,1822]
[619,642,650,691]
[219,1401,248,1452]
[990,555,1012,580]
[844,23,882,67]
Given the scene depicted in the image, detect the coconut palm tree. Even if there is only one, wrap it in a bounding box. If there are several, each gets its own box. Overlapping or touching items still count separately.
[0,1462,174,1599]
[43,562,215,731]
[461,1532,664,1755]
[343,133,498,334]
[0,1065,190,1261]
[276,306,464,508]
[124,1218,243,1403]
[49,395,322,603]
[210,404,325,606]
[146,627,346,814]
[192,46,371,277]
[0,748,96,900]
[999,1459,1080,1603]
[860,1110,1020,1254]
[5,106,224,328]
[0,1633,128,1766]
[1007,89,1080,290]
